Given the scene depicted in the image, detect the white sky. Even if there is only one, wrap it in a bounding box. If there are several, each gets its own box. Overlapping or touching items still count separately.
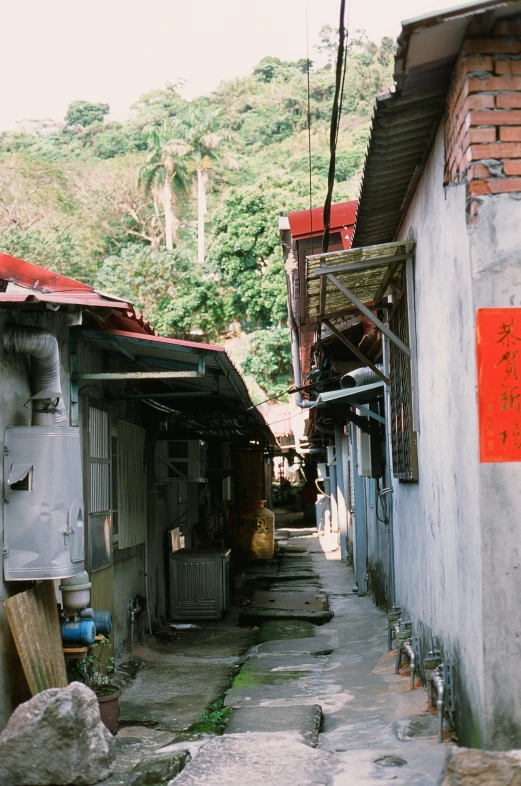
[1,0,455,130]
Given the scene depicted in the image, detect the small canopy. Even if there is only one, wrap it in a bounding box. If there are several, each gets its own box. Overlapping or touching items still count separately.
[306,240,415,320]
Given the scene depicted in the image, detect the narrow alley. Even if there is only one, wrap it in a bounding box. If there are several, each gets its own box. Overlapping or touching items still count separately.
[100,522,449,786]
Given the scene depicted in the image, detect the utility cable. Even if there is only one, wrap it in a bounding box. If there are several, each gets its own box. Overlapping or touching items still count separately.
[322,0,348,256]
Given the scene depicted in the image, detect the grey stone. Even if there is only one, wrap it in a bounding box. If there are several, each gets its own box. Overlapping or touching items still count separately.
[225,704,323,746]
[168,732,331,786]
[0,682,114,786]
[133,749,190,784]
[438,747,521,785]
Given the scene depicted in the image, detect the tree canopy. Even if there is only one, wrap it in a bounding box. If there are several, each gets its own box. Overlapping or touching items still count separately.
[0,29,395,398]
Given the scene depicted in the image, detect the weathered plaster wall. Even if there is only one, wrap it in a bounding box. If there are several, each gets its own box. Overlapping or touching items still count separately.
[0,310,72,731]
[470,193,521,749]
[394,125,486,747]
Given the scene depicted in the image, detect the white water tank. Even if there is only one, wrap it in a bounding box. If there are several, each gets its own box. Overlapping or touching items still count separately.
[3,427,85,581]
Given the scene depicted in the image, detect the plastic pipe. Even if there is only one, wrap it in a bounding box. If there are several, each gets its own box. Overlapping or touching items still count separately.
[403,639,416,690]
[432,667,446,743]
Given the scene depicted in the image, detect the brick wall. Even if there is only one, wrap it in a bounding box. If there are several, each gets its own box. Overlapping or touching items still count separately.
[445,18,521,218]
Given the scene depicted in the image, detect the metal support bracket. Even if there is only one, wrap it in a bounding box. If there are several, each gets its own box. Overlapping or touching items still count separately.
[325,273,411,357]
[322,318,390,385]
[349,401,386,424]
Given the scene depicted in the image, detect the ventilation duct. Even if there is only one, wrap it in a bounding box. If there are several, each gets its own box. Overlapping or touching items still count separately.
[3,325,64,424]
[341,365,383,389]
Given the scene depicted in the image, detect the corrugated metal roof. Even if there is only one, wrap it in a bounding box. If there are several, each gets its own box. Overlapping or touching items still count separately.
[0,251,156,335]
[288,201,357,246]
[353,0,521,247]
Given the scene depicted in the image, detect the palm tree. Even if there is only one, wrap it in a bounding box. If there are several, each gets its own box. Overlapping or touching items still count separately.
[139,121,191,250]
[178,108,238,264]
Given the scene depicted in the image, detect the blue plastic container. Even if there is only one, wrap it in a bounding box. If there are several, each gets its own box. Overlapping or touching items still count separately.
[61,620,96,645]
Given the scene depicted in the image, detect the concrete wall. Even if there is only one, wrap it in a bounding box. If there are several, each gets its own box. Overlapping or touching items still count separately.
[470,194,521,749]
[0,310,72,731]
[393,124,486,747]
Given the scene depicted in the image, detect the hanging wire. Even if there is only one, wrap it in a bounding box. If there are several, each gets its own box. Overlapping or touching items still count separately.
[322,0,348,256]
[305,0,314,256]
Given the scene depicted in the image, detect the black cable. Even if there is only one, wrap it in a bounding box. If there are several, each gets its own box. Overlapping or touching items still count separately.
[305,0,314,256]
[322,0,348,255]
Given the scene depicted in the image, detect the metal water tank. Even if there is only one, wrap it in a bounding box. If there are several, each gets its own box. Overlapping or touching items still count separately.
[3,426,85,580]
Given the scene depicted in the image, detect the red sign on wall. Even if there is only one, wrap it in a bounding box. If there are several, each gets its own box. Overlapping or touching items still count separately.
[477,308,521,462]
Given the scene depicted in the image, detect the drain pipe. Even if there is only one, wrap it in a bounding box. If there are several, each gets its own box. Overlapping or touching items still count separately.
[432,666,446,743]
[394,619,412,674]
[402,639,417,690]
[285,262,315,410]
[3,325,64,425]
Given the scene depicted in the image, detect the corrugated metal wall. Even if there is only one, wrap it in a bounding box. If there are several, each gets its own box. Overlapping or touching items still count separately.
[117,421,146,549]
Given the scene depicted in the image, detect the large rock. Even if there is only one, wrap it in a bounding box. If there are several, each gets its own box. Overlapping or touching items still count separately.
[0,681,114,785]
[439,747,521,785]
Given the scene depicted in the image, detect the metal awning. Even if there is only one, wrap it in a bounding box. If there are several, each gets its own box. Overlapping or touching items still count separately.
[306,240,414,319]
[316,381,385,423]
[306,240,415,361]
[69,328,273,442]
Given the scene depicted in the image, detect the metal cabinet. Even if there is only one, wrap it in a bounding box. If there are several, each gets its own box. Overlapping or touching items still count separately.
[169,549,230,620]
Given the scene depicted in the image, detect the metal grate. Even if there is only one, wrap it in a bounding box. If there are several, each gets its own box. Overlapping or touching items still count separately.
[389,286,418,480]
[88,407,110,513]
[117,421,147,549]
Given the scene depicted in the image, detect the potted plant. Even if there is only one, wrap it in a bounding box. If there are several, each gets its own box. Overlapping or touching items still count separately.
[66,636,120,734]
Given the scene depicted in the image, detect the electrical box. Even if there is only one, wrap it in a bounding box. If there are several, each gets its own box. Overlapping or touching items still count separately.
[357,426,373,477]
[169,548,231,619]
[3,427,85,581]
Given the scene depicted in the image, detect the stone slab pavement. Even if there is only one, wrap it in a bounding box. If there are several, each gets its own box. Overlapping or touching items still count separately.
[165,536,451,785]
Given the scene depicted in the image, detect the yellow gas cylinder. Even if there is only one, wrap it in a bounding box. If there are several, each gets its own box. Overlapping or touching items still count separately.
[229,500,275,561]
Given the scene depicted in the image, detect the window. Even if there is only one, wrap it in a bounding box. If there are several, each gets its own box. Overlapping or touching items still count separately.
[88,405,112,570]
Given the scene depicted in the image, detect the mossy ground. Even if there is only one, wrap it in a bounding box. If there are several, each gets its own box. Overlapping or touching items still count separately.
[256,619,316,643]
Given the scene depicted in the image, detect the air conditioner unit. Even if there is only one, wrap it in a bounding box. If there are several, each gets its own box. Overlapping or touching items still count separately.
[169,548,231,620]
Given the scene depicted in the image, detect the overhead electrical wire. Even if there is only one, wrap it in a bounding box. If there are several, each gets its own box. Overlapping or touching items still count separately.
[322,0,348,256]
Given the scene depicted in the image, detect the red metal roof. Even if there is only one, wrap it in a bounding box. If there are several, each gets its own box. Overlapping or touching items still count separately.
[0,251,156,335]
[102,329,226,353]
[287,200,357,249]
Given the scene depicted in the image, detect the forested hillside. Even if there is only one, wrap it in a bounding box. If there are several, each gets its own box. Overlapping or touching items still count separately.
[0,29,394,399]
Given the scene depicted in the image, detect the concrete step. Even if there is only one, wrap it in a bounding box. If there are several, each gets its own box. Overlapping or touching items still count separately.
[252,636,338,657]
[225,704,322,747]
[239,607,333,626]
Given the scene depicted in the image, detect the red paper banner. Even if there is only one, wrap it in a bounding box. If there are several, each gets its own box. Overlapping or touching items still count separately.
[477,308,521,462]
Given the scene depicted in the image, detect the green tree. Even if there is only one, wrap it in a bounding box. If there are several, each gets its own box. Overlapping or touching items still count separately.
[138,121,191,250]
[65,101,110,127]
[176,106,237,264]
[242,328,292,398]
[209,188,286,329]
[94,245,226,339]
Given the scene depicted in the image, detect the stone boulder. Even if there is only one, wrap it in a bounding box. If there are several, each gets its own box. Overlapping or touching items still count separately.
[439,747,521,785]
[0,681,114,785]
[133,749,190,784]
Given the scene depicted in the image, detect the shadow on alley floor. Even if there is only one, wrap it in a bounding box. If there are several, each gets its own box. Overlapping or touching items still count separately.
[106,528,451,785]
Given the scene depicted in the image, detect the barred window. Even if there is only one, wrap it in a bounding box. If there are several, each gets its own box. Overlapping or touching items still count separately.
[389,280,418,481]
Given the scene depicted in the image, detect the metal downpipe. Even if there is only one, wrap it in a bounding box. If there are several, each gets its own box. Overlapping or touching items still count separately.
[286,272,315,410]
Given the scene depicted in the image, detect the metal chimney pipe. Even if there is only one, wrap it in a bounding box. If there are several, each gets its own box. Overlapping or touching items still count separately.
[341,365,384,389]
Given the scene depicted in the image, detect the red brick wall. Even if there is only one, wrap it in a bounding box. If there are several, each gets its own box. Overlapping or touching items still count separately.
[445,18,521,216]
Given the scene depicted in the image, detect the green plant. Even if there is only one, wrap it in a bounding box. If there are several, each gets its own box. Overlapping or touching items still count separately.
[66,636,116,695]
[198,699,230,734]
